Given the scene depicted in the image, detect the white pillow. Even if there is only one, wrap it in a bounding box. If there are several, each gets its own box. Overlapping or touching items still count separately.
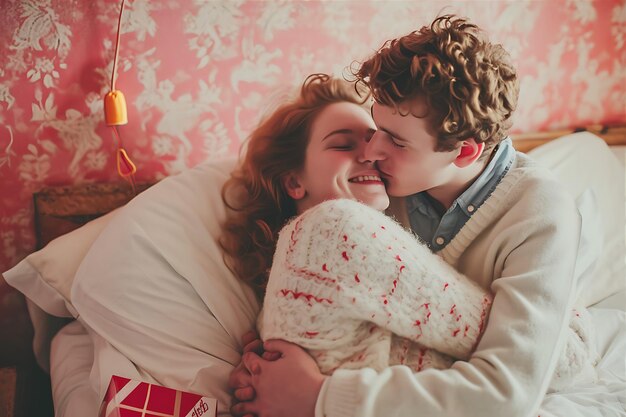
[70,157,260,407]
[3,211,115,318]
[528,132,626,307]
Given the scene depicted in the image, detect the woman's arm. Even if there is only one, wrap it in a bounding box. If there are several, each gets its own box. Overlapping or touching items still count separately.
[261,199,492,366]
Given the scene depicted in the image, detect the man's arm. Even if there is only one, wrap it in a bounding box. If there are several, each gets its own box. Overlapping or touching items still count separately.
[316,186,582,417]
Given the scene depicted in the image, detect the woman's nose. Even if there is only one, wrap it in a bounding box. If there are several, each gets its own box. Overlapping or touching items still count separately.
[359,131,386,163]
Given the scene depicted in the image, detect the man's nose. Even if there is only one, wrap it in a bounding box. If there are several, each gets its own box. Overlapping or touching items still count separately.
[359,131,386,163]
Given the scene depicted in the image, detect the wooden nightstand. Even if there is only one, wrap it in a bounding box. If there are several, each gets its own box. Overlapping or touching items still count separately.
[0,367,16,417]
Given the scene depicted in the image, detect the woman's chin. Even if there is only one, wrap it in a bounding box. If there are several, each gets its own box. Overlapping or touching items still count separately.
[360,195,390,212]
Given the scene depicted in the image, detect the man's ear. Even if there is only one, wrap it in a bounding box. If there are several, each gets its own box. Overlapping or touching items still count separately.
[454,138,485,168]
[282,172,306,200]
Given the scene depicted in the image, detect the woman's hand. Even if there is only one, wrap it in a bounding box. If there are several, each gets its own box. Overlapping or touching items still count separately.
[229,330,263,417]
[231,339,327,417]
[229,330,284,417]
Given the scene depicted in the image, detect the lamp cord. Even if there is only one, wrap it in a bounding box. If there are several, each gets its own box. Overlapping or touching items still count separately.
[111,0,126,91]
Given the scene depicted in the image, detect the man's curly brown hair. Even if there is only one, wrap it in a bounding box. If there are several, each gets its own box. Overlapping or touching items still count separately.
[355,15,519,154]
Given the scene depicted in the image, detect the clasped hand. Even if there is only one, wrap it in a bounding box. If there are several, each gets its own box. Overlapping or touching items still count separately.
[228,331,326,417]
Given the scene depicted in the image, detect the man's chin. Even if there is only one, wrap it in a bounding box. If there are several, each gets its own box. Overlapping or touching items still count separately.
[384,183,418,198]
[383,184,402,198]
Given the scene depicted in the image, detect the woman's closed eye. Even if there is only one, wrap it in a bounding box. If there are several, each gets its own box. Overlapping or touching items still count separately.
[328,139,356,150]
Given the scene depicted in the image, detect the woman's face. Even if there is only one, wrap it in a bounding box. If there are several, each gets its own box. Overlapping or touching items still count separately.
[290,101,389,214]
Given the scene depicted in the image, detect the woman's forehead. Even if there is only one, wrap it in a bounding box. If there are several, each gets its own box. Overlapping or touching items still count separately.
[312,102,374,135]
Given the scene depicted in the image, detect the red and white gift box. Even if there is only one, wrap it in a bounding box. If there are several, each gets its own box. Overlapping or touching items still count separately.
[99,375,217,417]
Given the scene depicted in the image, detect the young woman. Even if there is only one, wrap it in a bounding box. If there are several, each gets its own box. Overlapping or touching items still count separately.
[221,73,598,416]
[220,73,388,299]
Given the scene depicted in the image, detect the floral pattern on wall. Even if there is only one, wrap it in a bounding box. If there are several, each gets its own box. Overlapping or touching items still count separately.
[0,0,625,272]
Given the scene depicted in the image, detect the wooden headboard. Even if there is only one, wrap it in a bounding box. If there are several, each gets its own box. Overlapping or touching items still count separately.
[33,182,153,249]
[511,123,626,153]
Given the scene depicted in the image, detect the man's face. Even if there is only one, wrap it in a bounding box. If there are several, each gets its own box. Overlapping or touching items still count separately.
[365,98,459,199]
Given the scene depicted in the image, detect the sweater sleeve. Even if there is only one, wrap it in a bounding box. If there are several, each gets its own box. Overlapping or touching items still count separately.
[317,177,583,417]
[261,199,491,362]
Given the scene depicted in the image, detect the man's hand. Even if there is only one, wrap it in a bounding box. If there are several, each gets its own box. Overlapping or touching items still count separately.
[231,339,326,417]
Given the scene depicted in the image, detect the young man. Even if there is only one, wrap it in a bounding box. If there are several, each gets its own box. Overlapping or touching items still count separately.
[230,15,582,417]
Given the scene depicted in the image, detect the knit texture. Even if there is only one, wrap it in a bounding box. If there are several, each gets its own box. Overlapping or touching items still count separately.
[260,197,599,390]
[260,199,490,374]
[437,153,600,390]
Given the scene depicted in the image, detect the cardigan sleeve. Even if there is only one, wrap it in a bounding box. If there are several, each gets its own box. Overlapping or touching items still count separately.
[261,199,492,362]
[316,178,582,417]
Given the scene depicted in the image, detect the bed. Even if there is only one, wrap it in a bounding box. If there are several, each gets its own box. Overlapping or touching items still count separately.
[3,128,625,417]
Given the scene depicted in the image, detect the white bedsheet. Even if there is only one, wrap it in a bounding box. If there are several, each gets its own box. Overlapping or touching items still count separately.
[49,305,626,417]
[50,320,98,416]
[539,308,626,417]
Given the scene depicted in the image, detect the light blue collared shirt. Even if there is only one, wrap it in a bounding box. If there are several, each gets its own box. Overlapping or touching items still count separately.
[407,138,516,252]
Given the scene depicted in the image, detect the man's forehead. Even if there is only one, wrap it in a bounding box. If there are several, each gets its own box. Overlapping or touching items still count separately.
[372,96,429,119]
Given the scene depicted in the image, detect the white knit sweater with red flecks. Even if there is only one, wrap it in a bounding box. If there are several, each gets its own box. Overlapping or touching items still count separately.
[259,199,598,391]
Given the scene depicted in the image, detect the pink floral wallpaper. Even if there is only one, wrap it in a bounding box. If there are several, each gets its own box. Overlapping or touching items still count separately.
[1,0,625,273]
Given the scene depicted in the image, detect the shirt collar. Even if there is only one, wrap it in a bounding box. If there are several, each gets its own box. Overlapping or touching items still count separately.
[455,137,515,215]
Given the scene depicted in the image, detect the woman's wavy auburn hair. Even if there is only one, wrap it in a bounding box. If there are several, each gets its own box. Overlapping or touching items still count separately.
[220,73,369,299]
[355,15,519,154]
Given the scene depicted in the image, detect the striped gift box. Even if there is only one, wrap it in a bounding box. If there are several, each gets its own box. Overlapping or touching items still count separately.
[99,375,217,417]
